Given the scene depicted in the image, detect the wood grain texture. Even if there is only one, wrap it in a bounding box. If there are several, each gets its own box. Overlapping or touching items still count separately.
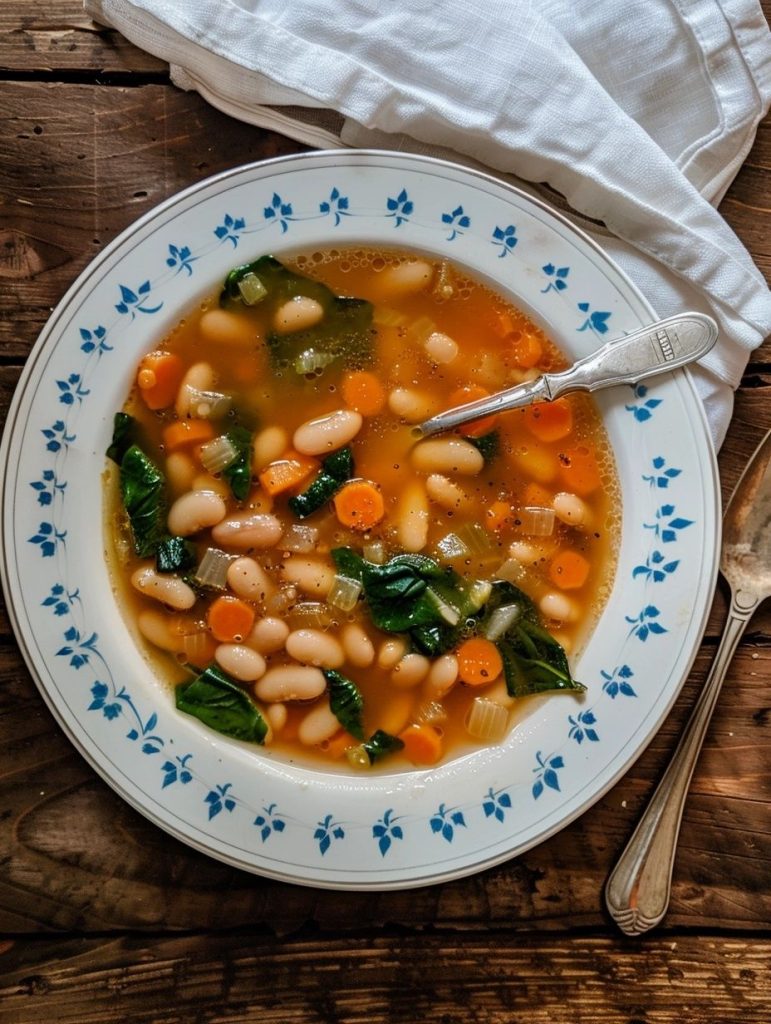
[1,932,770,1024]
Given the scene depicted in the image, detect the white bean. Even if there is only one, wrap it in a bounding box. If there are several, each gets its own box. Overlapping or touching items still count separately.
[273,296,325,334]
[391,653,431,690]
[539,591,579,623]
[168,489,227,537]
[395,480,429,553]
[376,260,433,298]
[377,636,409,669]
[425,653,459,699]
[247,616,290,654]
[212,512,283,550]
[255,664,327,702]
[199,308,258,346]
[227,557,275,603]
[387,387,439,423]
[286,628,345,668]
[192,472,230,499]
[265,703,288,733]
[137,609,186,653]
[298,701,341,746]
[553,491,591,529]
[281,557,335,597]
[293,409,363,456]
[215,643,266,682]
[252,425,289,473]
[131,565,196,610]
[411,437,484,476]
[166,451,196,494]
[424,331,458,364]
[341,622,375,668]
[175,362,214,418]
[425,474,474,513]
[379,692,415,736]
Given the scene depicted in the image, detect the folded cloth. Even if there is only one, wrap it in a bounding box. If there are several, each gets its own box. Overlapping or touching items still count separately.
[85,0,771,447]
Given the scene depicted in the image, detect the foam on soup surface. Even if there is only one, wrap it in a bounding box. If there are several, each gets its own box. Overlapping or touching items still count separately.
[105,249,619,770]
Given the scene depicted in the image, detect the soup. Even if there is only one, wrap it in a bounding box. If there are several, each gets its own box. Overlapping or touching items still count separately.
[105,248,618,770]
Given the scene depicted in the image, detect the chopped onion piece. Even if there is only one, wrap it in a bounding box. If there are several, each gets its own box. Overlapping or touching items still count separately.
[363,541,387,564]
[416,700,448,726]
[406,315,436,345]
[194,547,235,589]
[482,604,521,641]
[294,348,336,375]
[496,558,527,585]
[200,435,238,474]
[282,523,319,553]
[287,601,335,630]
[185,387,233,420]
[345,744,371,770]
[181,630,212,666]
[328,574,363,612]
[456,522,494,556]
[237,271,268,305]
[372,306,408,327]
[466,697,509,742]
[466,579,493,611]
[266,586,298,616]
[518,506,555,537]
[435,532,470,562]
[425,587,461,625]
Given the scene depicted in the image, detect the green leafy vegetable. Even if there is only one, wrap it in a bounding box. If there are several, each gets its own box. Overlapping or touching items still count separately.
[221,425,253,501]
[155,536,197,575]
[222,255,373,373]
[324,669,365,740]
[106,412,137,465]
[480,581,584,697]
[176,664,268,743]
[120,445,167,558]
[289,446,355,518]
[469,430,499,464]
[363,729,404,764]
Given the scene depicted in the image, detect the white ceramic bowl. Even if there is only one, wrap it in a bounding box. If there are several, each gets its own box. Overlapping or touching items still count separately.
[0,151,719,888]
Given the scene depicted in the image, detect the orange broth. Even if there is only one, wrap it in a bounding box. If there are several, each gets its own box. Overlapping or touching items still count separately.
[106,247,619,771]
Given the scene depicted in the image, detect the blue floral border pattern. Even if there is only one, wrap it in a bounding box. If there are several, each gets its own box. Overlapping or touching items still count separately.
[26,180,694,860]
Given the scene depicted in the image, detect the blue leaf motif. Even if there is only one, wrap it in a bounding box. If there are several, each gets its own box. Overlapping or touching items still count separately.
[492,224,517,257]
[373,809,403,856]
[541,263,570,293]
[385,189,413,227]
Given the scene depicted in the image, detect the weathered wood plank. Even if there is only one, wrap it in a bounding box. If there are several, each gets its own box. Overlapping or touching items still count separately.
[1,932,770,1024]
[0,2,166,74]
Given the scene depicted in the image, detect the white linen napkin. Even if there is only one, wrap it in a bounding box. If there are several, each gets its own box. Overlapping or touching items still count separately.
[85,0,771,448]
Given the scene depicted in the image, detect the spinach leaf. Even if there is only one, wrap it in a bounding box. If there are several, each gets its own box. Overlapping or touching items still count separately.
[106,412,137,465]
[120,445,167,558]
[363,729,404,764]
[469,430,499,464]
[176,663,268,743]
[222,255,373,373]
[155,536,196,574]
[288,446,355,519]
[221,425,253,502]
[480,581,585,697]
[324,669,365,740]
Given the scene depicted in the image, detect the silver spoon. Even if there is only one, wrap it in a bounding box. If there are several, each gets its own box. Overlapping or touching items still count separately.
[416,312,717,437]
[606,427,771,935]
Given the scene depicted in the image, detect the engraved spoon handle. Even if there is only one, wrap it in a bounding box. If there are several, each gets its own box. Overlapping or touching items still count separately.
[605,595,757,935]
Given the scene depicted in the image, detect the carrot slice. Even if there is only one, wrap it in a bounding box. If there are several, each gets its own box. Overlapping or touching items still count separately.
[399,724,443,766]
[163,418,214,451]
[558,446,601,495]
[333,480,385,531]
[447,385,499,437]
[549,550,590,590]
[456,637,503,686]
[511,332,543,369]
[484,498,515,532]
[323,729,360,759]
[207,596,256,643]
[258,451,319,496]
[341,370,387,416]
[523,398,573,442]
[137,351,184,410]
[492,308,516,339]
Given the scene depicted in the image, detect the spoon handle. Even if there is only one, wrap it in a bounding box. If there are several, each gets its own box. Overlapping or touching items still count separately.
[605,594,757,935]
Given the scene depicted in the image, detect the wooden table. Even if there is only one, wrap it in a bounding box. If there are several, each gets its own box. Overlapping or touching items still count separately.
[1,5,770,1021]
